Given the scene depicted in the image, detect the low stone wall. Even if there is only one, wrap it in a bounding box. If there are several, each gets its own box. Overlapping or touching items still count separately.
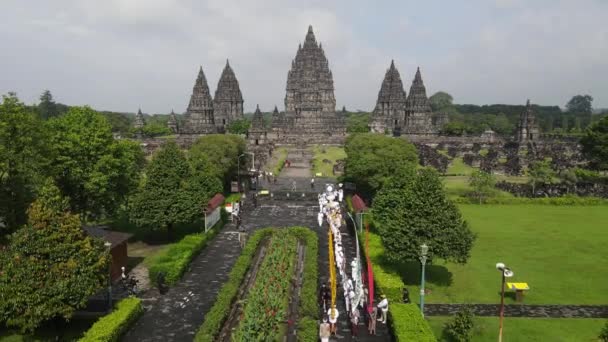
[496,181,608,198]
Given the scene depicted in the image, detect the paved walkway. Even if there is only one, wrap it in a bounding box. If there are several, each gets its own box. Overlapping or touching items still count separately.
[425,303,608,318]
[122,226,241,342]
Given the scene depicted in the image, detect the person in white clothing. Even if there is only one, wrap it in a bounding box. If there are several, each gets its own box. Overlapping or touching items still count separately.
[328,307,339,335]
[377,295,389,324]
[317,211,324,228]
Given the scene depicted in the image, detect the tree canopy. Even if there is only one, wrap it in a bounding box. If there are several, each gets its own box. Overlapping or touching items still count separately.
[566,94,593,115]
[429,91,453,112]
[468,170,496,204]
[344,133,418,197]
[189,134,246,184]
[580,116,608,170]
[46,106,144,218]
[0,181,109,332]
[527,160,555,193]
[345,112,371,133]
[0,93,49,234]
[226,118,250,135]
[372,168,475,264]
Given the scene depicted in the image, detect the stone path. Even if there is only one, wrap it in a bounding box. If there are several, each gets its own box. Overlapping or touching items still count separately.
[122,226,241,342]
[425,303,608,318]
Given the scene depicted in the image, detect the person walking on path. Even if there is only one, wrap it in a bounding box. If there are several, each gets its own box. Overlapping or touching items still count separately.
[368,309,377,335]
[327,307,339,336]
[377,294,389,324]
[317,211,324,228]
[350,308,360,337]
[319,317,331,342]
[291,180,297,192]
[310,177,315,190]
[252,193,258,208]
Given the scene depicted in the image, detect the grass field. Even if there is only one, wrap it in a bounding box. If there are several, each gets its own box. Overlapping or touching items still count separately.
[310,145,346,177]
[427,316,606,342]
[446,157,475,175]
[398,205,608,305]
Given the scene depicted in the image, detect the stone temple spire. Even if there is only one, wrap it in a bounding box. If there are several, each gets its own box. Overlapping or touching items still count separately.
[167,109,178,134]
[134,108,146,130]
[214,59,244,131]
[516,99,540,143]
[182,66,215,134]
[251,104,265,130]
[403,67,434,134]
[370,60,407,134]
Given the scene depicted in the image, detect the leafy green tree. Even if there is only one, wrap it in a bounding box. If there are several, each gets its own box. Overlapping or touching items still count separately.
[443,306,475,342]
[142,122,172,137]
[346,112,370,133]
[566,94,593,114]
[129,142,221,239]
[100,111,132,133]
[580,116,608,170]
[468,170,496,204]
[527,160,555,194]
[0,93,49,234]
[599,321,608,342]
[429,91,454,111]
[226,118,250,135]
[0,180,109,332]
[46,106,144,219]
[38,90,58,120]
[442,122,467,136]
[189,134,246,184]
[372,168,475,263]
[344,133,418,197]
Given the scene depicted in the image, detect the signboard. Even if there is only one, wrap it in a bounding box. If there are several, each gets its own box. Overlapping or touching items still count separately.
[230,181,239,193]
[204,207,221,232]
[344,182,356,191]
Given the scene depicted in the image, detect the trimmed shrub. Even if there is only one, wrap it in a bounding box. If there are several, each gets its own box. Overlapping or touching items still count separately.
[297,316,318,342]
[194,228,273,342]
[289,227,319,319]
[443,306,475,342]
[600,321,608,342]
[390,303,436,342]
[79,297,143,342]
[147,220,223,286]
[362,231,404,302]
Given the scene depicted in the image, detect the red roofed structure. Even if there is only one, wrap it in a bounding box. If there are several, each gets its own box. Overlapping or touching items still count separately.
[206,193,225,212]
[351,194,368,213]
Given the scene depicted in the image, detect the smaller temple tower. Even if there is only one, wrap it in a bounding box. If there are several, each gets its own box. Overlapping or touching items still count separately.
[214,60,244,132]
[134,108,146,138]
[167,110,179,134]
[404,67,434,134]
[247,105,268,146]
[516,99,540,143]
[370,60,407,134]
[181,66,216,135]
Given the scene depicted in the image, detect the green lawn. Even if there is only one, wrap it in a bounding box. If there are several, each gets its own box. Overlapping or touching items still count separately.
[310,145,346,177]
[427,316,606,342]
[263,147,287,175]
[446,157,475,175]
[443,176,515,200]
[399,205,608,305]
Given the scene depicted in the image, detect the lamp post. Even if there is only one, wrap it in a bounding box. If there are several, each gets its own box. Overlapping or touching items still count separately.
[419,243,429,318]
[104,242,112,312]
[238,154,245,192]
[496,262,514,342]
[357,212,368,233]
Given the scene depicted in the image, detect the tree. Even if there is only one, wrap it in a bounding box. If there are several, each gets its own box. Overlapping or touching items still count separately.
[443,306,475,342]
[0,93,49,235]
[344,133,418,197]
[129,142,221,239]
[566,94,593,115]
[468,170,496,204]
[0,180,109,332]
[38,90,58,120]
[429,91,454,111]
[189,134,246,184]
[46,106,144,219]
[580,116,608,170]
[372,168,475,264]
[141,122,172,137]
[599,321,608,342]
[527,160,555,194]
[346,112,370,133]
[442,122,467,136]
[226,118,250,135]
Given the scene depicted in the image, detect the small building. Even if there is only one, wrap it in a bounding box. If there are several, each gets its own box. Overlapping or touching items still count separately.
[204,193,225,232]
[83,226,132,281]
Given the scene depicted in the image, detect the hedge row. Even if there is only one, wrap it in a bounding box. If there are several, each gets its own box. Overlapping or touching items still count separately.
[288,227,319,342]
[147,219,224,286]
[79,297,143,342]
[390,303,437,342]
[452,194,608,205]
[194,228,273,342]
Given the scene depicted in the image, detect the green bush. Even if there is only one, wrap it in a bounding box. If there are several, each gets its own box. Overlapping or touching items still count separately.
[147,221,223,285]
[443,306,475,342]
[194,228,273,342]
[297,316,318,342]
[361,231,404,302]
[289,227,319,319]
[390,303,436,342]
[452,195,608,205]
[600,321,608,342]
[79,297,143,342]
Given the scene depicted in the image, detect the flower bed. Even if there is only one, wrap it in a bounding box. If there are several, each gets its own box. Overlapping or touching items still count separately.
[233,230,298,341]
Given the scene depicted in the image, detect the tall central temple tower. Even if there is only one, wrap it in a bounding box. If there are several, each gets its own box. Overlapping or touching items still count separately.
[271,25,346,144]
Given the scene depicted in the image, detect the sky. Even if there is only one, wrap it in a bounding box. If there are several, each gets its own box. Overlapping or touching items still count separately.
[1,0,607,113]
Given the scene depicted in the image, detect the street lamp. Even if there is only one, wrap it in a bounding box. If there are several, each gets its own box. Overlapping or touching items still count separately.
[238,154,246,192]
[496,262,514,342]
[104,242,112,312]
[419,243,429,318]
[357,212,368,233]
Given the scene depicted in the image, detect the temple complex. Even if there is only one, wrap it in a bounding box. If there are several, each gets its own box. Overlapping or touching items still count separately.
[516,99,540,143]
[370,60,407,134]
[134,108,145,138]
[214,60,244,132]
[167,110,178,134]
[181,67,216,135]
[270,25,346,144]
